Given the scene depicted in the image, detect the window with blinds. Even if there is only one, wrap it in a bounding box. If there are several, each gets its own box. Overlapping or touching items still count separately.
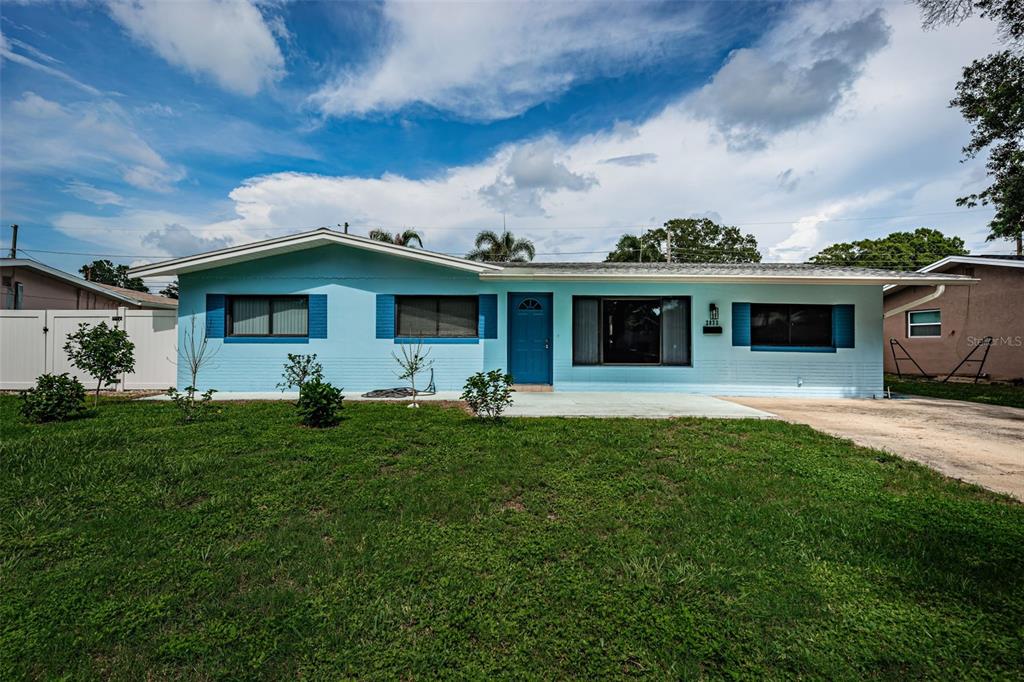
[573,296,690,366]
[227,296,308,337]
[396,296,478,338]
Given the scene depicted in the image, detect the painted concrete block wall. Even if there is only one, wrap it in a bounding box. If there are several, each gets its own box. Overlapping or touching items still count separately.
[177,246,485,393]
[178,244,885,397]
[481,281,883,397]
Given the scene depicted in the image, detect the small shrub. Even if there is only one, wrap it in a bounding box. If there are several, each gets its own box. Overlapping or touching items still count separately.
[167,386,217,423]
[296,378,345,427]
[278,353,323,392]
[19,373,88,423]
[461,370,514,419]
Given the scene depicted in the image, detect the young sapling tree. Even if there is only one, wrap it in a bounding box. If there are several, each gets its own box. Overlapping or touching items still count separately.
[167,317,220,422]
[63,321,135,407]
[392,342,433,408]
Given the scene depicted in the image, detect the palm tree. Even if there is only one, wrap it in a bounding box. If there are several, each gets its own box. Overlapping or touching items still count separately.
[466,230,536,262]
[369,228,423,248]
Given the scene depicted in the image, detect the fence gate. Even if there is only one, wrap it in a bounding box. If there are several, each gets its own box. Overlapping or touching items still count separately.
[0,308,177,390]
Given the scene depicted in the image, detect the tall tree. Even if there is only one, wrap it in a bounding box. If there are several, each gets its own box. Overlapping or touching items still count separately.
[368,228,423,248]
[466,230,536,262]
[809,228,969,269]
[604,233,664,263]
[951,52,1024,255]
[79,259,148,292]
[159,281,179,299]
[913,0,1024,254]
[915,0,1023,48]
[604,218,761,263]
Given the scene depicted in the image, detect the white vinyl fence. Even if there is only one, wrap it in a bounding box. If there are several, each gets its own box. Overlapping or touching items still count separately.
[0,308,177,390]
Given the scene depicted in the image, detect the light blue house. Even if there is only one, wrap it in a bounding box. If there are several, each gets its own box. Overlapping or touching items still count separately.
[130,228,970,398]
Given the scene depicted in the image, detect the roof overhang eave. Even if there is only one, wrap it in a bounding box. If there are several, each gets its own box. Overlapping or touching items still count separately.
[480,272,979,286]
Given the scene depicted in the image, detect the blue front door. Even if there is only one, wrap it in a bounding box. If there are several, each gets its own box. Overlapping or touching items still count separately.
[508,293,552,384]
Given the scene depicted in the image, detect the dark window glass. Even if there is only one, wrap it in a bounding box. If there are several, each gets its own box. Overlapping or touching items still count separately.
[396,296,478,338]
[573,296,690,366]
[751,304,832,347]
[227,296,308,337]
[661,297,690,365]
[572,297,599,365]
[603,299,662,364]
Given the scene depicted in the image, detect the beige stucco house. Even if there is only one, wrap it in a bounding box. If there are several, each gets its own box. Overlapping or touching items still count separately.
[0,258,176,311]
[883,255,1023,381]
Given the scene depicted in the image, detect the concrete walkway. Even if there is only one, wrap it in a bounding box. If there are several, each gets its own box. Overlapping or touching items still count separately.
[726,396,1024,501]
[504,392,772,419]
[141,390,772,419]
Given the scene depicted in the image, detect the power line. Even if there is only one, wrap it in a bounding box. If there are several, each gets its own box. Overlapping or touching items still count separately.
[12,207,995,235]
[16,244,1015,266]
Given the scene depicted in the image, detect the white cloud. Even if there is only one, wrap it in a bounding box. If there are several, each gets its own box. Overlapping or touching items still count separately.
[63,181,126,206]
[310,1,699,120]
[61,3,1004,263]
[600,154,659,167]
[479,140,597,216]
[690,5,892,150]
[0,32,102,95]
[143,223,233,257]
[3,92,184,191]
[106,0,285,95]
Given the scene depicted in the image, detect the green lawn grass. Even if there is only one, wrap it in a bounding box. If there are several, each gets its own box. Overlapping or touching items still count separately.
[885,374,1024,409]
[1,396,1022,679]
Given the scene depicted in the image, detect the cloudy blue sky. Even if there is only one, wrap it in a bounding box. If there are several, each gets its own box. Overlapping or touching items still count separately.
[0,0,1007,287]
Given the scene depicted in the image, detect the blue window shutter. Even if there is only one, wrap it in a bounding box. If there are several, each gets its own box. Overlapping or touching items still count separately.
[206,294,225,339]
[732,302,750,346]
[833,304,854,348]
[478,294,497,338]
[308,294,327,338]
[376,294,395,338]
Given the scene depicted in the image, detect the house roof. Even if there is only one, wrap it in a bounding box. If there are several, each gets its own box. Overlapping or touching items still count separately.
[482,261,977,285]
[127,228,502,278]
[126,229,976,286]
[93,282,179,308]
[1,258,177,309]
[883,254,1023,294]
[917,254,1024,272]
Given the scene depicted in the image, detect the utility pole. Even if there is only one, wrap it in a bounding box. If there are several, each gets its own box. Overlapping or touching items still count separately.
[8,224,18,258]
[666,229,672,263]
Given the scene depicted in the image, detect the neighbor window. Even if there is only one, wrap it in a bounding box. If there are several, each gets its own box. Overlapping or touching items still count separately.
[572,296,690,366]
[907,309,941,337]
[750,304,832,348]
[396,296,478,338]
[227,295,308,337]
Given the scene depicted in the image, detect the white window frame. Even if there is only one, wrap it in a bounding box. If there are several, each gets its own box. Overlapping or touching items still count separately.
[907,309,941,338]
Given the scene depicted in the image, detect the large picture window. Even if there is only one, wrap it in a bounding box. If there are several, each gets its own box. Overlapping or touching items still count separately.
[572,296,690,366]
[396,296,478,338]
[750,304,832,348]
[227,295,308,337]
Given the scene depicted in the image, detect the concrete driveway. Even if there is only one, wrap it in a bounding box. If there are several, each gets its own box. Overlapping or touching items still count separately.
[725,396,1024,501]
